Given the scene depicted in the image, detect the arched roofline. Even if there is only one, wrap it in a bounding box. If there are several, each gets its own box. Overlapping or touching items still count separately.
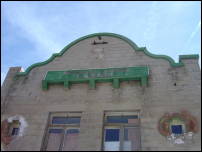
[16,32,199,76]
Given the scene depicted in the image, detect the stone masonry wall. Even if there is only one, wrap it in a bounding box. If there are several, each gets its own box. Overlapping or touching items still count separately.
[1,35,201,151]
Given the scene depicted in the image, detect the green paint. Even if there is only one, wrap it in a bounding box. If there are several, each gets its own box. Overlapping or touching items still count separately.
[15,33,199,77]
[42,66,149,90]
[89,79,96,89]
[64,81,70,89]
[141,76,148,86]
[169,117,184,125]
[179,54,199,61]
[113,78,120,89]
[136,47,184,67]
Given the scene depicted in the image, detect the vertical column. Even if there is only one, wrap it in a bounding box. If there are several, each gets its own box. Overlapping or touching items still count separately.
[64,81,70,89]
[113,78,120,88]
[42,80,48,90]
[89,79,96,89]
[140,77,147,86]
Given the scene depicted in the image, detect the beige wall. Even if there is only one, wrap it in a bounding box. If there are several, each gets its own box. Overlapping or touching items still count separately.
[1,35,201,151]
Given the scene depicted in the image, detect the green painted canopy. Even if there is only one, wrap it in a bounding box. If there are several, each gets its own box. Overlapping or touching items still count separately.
[42,66,149,90]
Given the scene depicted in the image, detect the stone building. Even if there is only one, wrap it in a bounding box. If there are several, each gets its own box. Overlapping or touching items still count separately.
[1,33,201,151]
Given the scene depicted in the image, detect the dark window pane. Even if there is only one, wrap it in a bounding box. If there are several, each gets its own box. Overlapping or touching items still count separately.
[11,128,19,135]
[49,129,63,134]
[52,117,80,124]
[171,125,182,134]
[106,116,138,123]
[105,129,120,141]
[66,129,79,134]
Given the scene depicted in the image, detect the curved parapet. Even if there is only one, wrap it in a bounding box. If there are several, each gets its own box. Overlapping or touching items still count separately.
[136,47,198,67]
[15,33,199,76]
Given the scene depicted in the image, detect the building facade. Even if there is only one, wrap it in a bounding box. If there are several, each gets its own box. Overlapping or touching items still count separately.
[1,33,201,151]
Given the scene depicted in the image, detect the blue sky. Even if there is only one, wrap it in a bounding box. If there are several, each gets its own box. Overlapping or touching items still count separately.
[1,1,201,84]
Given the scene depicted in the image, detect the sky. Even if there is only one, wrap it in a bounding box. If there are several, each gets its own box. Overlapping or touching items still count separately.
[1,1,201,85]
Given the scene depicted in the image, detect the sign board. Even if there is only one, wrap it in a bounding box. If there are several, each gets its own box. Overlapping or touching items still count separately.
[42,66,149,90]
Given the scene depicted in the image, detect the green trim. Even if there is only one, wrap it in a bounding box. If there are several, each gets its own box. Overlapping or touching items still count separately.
[42,66,149,90]
[179,54,199,61]
[89,79,96,89]
[113,78,120,89]
[16,33,199,76]
[136,47,183,67]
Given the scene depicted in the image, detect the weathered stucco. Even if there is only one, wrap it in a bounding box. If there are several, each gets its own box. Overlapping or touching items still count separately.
[1,33,201,151]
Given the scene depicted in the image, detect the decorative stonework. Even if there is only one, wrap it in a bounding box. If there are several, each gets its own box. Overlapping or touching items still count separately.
[1,115,28,149]
[158,111,198,144]
[92,48,105,59]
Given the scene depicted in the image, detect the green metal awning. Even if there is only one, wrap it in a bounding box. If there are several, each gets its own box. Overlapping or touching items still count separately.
[42,66,149,90]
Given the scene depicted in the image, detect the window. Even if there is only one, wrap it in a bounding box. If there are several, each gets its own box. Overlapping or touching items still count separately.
[171,125,183,134]
[169,117,185,136]
[9,120,20,137]
[52,117,80,124]
[11,128,19,136]
[103,111,141,151]
[43,112,82,151]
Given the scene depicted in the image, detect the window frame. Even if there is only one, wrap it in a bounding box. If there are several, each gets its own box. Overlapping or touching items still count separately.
[8,120,20,137]
[169,117,186,136]
[170,124,185,135]
[102,111,141,151]
[42,112,82,151]
[11,128,19,136]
